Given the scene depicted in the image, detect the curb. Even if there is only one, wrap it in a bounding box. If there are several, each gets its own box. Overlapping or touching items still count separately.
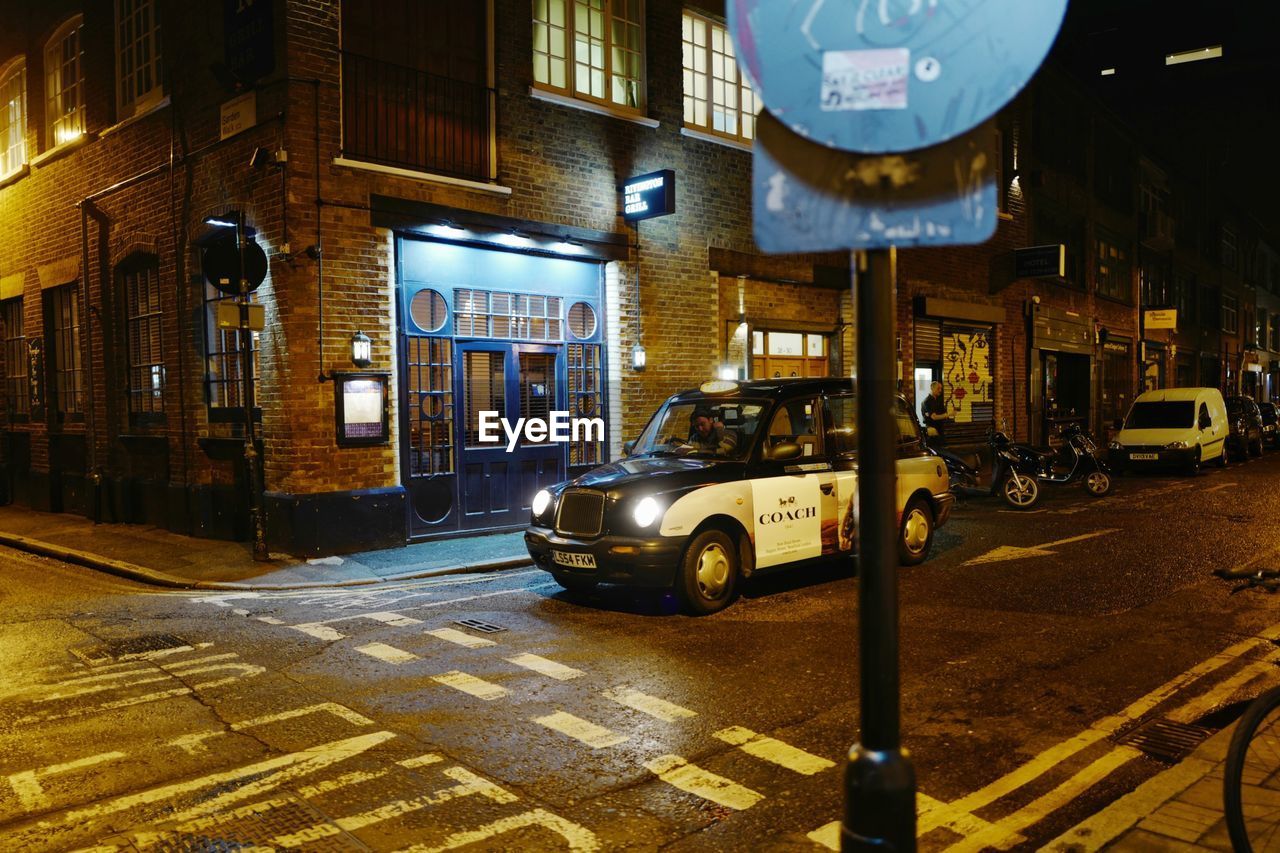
[0,531,532,591]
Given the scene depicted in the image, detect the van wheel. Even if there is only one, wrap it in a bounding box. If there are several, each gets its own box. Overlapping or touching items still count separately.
[898,499,934,566]
[551,571,598,593]
[1251,436,1264,457]
[677,529,738,615]
[1216,444,1229,468]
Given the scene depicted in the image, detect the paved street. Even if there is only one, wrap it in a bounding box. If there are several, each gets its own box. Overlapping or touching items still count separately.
[3,456,1280,851]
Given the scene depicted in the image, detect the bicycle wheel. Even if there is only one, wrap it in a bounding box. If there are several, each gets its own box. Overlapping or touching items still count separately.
[1225,686,1280,852]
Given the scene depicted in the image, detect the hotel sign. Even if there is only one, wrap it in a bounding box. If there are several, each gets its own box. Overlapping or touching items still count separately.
[622,170,675,222]
[1014,244,1066,279]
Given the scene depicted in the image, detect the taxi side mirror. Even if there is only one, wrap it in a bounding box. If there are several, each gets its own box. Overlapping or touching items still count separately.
[767,441,802,461]
[623,439,636,456]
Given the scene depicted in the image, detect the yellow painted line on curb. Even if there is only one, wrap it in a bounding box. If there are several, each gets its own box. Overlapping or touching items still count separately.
[601,687,697,722]
[533,711,630,748]
[505,653,584,681]
[355,643,419,664]
[400,807,601,853]
[365,612,424,627]
[713,726,834,775]
[1167,650,1280,724]
[292,623,346,641]
[806,820,840,850]
[8,751,127,812]
[431,670,507,701]
[644,754,763,811]
[918,793,1011,843]
[426,627,497,649]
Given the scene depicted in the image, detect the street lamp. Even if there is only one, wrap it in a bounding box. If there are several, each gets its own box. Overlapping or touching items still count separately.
[351,331,372,368]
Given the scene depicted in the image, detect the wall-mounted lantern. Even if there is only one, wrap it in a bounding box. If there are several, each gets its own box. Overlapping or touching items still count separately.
[632,344,647,372]
[351,330,372,368]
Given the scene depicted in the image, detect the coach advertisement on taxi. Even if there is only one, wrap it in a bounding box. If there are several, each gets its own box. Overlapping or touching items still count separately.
[516,378,953,615]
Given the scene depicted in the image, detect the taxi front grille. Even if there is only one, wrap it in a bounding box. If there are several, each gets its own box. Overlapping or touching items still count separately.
[556,490,605,537]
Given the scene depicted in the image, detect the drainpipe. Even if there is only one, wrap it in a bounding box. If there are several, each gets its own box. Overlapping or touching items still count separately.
[76,200,102,521]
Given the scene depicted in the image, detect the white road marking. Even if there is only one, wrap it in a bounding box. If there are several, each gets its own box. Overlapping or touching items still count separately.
[166,731,222,756]
[712,726,834,775]
[533,711,630,748]
[399,754,446,769]
[602,687,698,722]
[505,653,584,681]
[431,671,507,701]
[426,627,497,649]
[807,821,840,850]
[364,612,424,627]
[964,529,1117,566]
[355,643,419,664]
[400,808,600,853]
[272,766,518,847]
[291,623,347,641]
[644,754,763,811]
[918,792,1012,843]
[7,751,127,812]
[1204,482,1236,493]
[16,687,195,725]
[256,616,285,625]
[1167,649,1280,724]
[232,608,250,616]
[236,702,374,729]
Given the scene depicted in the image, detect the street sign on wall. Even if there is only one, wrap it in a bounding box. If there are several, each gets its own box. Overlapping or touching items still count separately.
[752,111,997,252]
[1014,244,1066,278]
[1144,309,1177,330]
[621,170,676,222]
[729,0,1069,154]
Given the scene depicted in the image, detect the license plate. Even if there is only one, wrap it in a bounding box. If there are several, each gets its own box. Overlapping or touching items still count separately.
[552,550,596,569]
[1130,453,1158,460]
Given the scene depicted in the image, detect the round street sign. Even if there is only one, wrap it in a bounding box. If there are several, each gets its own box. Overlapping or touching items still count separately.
[729,0,1068,154]
[202,236,269,296]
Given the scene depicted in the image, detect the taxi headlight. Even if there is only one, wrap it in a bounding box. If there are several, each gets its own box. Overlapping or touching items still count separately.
[532,489,553,518]
[1165,440,1190,450]
[633,497,661,528]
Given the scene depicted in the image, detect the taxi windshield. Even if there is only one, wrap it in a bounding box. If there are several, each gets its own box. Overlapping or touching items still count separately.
[632,399,768,460]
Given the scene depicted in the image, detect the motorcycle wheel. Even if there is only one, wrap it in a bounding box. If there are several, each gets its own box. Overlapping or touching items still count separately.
[1001,473,1040,509]
[1084,470,1112,497]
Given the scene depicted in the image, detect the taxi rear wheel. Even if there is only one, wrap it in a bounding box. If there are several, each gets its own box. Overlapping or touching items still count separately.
[677,529,739,615]
[898,498,934,566]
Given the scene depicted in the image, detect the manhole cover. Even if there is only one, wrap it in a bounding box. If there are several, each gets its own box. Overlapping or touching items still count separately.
[1115,717,1214,763]
[72,634,193,666]
[454,619,506,634]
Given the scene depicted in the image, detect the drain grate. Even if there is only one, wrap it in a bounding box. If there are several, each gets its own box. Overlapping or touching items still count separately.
[72,634,193,666]
[454,618,506,634]
[1115,717,1214,763]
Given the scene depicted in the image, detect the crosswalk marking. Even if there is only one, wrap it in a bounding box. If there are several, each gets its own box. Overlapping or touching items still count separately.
[7,751,127,812]
[292,623,346,641]
[533,711,630,748]
[403,807,601,853]
[505,653,584,681]
[365,612,424,627]
[399,754,446,769]
[356,643,419,664]
[601,687,697,722]
[712,726,834,775]
[431,670,508,701]
[643,754,763,811]
[807,821,840,850]
[426,627,497,649]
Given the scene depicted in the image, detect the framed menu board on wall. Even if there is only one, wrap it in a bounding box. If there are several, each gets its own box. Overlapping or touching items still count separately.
[334,372,390,447]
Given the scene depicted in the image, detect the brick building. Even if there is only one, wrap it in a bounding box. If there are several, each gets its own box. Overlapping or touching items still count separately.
[0,1,1272,556]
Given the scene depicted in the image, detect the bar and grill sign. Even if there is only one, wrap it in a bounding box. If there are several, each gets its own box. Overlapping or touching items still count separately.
[621,170,675,222]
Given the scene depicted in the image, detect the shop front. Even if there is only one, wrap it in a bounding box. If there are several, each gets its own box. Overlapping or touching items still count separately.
[1029,304,1093,446]
[911,297,1003,446]
[1101,336,1134,437]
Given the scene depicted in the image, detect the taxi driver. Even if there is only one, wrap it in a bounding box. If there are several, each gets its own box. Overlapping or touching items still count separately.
[678,406,739,457]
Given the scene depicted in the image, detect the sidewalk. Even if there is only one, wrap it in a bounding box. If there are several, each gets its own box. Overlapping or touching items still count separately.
[0,505,530,590]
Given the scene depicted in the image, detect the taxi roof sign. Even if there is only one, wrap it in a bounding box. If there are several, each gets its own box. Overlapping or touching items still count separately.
[699,380,740,394]
[728,0,1068,154]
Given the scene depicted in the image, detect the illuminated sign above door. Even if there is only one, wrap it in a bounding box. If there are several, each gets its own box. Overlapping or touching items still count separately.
[621,170,676,222]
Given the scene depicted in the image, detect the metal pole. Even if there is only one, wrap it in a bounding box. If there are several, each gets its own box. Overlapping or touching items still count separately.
[844,247,915,852]
[237,211,269,562]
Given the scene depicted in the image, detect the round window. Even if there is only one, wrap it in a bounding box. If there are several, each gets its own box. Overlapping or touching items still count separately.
[410,289,447,334]
[568,302,597,339]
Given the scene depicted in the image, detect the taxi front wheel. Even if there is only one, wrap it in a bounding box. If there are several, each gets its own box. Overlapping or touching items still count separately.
[898,498,934,566]
[677,529,739,615]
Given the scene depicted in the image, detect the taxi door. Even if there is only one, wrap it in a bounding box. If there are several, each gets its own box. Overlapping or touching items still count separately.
[822,393,859,554]
[892,397,939,512]
[751,395,837,567]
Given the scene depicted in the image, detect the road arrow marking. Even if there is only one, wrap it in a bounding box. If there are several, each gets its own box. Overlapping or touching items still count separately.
[964,529,1118,566]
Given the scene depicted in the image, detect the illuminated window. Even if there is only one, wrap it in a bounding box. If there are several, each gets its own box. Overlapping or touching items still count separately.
[681,11,758,144]
[532,0,645,112]
[45,284,83,420]
[0,58,26,178]
[45,16,85,148]
[202,276,259,418]
[115,0,164,119]
[120,256,164,422]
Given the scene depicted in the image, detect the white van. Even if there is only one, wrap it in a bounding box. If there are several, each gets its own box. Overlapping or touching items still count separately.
[1108,387,1229,474]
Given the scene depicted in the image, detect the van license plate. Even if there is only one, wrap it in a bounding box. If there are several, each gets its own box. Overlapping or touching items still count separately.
[1130,453,1158,460]
[552,551,596,569]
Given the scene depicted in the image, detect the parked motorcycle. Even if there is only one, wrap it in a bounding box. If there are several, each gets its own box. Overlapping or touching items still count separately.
[926,425,1112,509]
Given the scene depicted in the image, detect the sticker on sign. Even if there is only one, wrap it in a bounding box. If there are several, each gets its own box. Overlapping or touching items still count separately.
[821,48,909,111]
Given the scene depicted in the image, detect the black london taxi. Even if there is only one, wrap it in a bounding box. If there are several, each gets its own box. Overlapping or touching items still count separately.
[524,378,954,614]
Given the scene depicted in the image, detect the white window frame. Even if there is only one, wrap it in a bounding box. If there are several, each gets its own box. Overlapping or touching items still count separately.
[115,0,164,120]
[0,57,26,178]
[45,15,85,148]
[532,0,646,115]
[681,10,758,145]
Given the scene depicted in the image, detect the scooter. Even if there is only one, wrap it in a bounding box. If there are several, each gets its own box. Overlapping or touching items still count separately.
[1000,423,1113,509]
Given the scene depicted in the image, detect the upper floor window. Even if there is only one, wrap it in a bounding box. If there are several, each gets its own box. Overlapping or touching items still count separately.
[532,0,645,113]
[46,16,85,147]
[1222,226,1239,271]
[681,11,758,145]
[116,0,164,119]
[1095,230,1131,303]
[1140,262,1169,307]
[1222,291,1239,334]
[0,59,26,178]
